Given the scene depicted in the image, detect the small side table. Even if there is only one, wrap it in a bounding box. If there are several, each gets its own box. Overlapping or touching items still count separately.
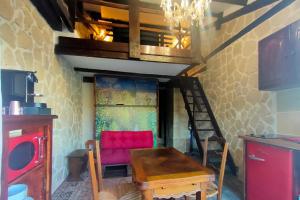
[67,149,88,181]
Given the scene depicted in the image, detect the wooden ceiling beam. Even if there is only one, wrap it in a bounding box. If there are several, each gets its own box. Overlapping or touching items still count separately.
[77,0,129,9]
[76,18,129,28]
[213,0,248,6]
[205,0,295,60]
[80,0,221,17]
[203,0,280,30]
[75,68,176,79]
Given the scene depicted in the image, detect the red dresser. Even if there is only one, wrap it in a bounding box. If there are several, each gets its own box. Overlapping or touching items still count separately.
[242,136,300,200]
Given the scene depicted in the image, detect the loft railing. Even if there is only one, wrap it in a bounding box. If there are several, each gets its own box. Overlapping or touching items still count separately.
[59,0,201,64]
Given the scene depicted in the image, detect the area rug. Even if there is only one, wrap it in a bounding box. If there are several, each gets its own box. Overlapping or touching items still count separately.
[52,171,242,200]
[52,171,132,200]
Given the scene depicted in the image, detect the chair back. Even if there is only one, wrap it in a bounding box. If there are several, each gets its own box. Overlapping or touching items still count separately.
[201,137,228,200]
[202,137,209,167]
[86,140,103,192]
[88,150,100,200]
[217,142,228,200]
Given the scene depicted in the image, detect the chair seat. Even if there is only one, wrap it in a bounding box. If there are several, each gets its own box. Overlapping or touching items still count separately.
[206,182,218,198]
[99,191,118,200]
[101,179,141,200]
[119,190,142,200]
[99,190,141,200]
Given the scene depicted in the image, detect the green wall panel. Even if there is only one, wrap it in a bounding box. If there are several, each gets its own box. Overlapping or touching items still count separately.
[95,76,158,146]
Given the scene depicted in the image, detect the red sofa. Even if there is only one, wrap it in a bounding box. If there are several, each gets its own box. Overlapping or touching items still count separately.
[100,130,153,166]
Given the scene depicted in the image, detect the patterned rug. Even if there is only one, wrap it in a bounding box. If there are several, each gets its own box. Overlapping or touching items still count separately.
[53,171,242,200]
[52,172,92,200]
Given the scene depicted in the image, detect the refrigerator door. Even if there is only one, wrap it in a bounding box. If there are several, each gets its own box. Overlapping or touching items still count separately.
[246,141,293,200]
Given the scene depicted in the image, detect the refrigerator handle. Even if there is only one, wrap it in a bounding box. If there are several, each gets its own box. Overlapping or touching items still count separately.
[248,154,265,162]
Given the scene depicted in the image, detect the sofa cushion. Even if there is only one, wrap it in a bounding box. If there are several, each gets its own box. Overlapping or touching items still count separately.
[101,148,130,165]
[100,131,153,149]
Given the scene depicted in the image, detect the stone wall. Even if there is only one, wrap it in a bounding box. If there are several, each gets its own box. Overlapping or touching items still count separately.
[198,1,300,178]
[277,88,300,135]
[82,83,95,142]
[0,0,84,192]
[172,88,190,153]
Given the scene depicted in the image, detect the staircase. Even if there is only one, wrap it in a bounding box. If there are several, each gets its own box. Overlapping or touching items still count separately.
[179,76,237,176]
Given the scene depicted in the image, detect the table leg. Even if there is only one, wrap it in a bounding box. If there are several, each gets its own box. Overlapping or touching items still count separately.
[196,192,201,200]
[195,191,207,200]
[201,190,207,200]
[142,190,153,200]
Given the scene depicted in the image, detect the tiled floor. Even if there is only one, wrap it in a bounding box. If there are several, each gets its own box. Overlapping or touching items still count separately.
[53,167,243,200]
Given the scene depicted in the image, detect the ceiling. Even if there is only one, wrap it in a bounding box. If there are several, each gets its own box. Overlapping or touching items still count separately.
[73,0,257,79]
[62,55,189,79]
[83,0,245,27]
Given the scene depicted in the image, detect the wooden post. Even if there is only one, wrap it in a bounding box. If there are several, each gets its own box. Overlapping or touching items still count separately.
[129,0,140,59]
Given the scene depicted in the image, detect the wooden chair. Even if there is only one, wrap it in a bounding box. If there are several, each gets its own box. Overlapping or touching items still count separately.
[187,138,229,200]
[202,137,209,167]
[86,140,141,200]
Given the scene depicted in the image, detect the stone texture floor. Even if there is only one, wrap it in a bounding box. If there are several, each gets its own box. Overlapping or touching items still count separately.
[52,166,243,200]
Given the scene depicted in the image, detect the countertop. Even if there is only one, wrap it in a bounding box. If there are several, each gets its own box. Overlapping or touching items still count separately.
[240,135,300,151]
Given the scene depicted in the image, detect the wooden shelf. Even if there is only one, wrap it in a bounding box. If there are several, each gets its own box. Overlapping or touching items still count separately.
[3,115,58,123]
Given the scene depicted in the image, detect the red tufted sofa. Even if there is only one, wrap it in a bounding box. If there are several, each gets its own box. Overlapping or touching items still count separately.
[100,130,153,166]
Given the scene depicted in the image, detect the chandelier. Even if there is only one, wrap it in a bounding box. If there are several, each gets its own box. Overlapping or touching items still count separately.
[160,0,212,28]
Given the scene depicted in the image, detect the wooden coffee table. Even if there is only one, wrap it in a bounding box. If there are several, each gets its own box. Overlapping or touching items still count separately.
[130,147,215,200]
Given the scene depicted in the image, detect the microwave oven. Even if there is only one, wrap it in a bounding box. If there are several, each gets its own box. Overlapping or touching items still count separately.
[7,131,46,183]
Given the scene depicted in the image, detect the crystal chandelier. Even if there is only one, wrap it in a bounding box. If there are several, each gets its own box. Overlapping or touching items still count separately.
[160,0,212,28]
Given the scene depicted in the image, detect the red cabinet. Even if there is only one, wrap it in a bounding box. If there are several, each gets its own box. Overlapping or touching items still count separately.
[246,141,293,200]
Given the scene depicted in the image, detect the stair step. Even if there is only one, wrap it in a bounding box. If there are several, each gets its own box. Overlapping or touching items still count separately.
[199,136,224,142]
[208,149,223,155]
[180,78,237,176]
[186,95,202,98]
[197,129,215,131]
[188,102,205,105]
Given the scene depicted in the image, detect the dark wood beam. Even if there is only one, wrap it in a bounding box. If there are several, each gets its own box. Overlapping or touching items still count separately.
[204,0,280,30]
[97,17,192,34]
[205,0,295,60]
[56,0,74,32]
[177,63,200,76]
[83,76,95,83]
[189,66,207,77]
[55,37,193,64]
[56,36,129,52]
[140,55,192,64]
[129,0,140,59]
[30,0,62,31]
[140,45,191,58]
[80,0,221,17]
[213,0,248,5]
[77,0,129,9]
[215,12,224,30]
[76,18,129,28]
[75,68,176,79]
[220,0,280,24]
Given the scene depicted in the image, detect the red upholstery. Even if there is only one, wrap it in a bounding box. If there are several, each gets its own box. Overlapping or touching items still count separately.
[100,131,153,165]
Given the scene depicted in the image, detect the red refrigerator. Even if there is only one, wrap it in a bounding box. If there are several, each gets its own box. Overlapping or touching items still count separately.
[246,141,294,200]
